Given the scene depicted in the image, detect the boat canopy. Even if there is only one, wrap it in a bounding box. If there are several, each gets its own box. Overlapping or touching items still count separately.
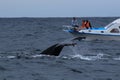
[105,18,120,29]
[112,18,120,23]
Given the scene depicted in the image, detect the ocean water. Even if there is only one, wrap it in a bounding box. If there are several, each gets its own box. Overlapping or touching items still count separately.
[0,17,120,80]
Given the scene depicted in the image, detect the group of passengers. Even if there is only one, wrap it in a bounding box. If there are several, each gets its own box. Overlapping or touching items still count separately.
[71,17,92,31]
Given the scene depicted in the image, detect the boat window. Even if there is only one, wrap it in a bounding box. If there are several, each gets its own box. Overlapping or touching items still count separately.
[101,31,104,33]
[119,26,120,29]
[106,23,115,29]
[89,30,91,32]
[110,28,120,33]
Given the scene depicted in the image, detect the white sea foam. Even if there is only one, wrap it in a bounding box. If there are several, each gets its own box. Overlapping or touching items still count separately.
[113,57,120,60]
[31,54,43,58]
[72,54,92,60]
[71,53,105,60]
[7,56,16,59]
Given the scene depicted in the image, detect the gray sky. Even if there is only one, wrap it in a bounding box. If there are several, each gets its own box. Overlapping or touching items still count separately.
[0,0,120,17]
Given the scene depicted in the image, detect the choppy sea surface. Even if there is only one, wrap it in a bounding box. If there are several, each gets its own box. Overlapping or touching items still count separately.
[0,17,120,80]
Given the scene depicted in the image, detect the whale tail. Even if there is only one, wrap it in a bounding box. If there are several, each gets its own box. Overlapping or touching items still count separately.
[40,43,76,56]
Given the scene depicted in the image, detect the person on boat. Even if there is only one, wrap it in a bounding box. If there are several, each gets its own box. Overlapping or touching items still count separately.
[78,20,92,30]
[86,20,92,29]
[71,17,79,28]
[77,20,86,30]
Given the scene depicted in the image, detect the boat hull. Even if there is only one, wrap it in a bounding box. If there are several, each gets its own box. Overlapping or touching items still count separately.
[68,31,120,40]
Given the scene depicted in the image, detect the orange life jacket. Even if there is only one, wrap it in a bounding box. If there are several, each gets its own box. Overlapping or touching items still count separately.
[80,21,86,29]
[86,21,91,28]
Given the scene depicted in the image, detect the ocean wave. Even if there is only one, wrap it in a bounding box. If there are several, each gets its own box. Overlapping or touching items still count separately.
[0,53,117,61]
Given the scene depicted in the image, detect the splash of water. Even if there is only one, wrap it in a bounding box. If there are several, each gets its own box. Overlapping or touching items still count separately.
[113,56,120,60]
[69,44,105,60]
[71,53,104,60]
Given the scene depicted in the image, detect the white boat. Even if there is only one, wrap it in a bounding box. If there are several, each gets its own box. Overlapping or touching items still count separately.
[63,18,120,40]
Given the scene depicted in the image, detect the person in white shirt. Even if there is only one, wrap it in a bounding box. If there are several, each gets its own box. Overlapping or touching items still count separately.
[71,17,79,27]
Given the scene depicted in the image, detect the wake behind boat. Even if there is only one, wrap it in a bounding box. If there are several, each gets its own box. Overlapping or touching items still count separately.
[63,18,120,40]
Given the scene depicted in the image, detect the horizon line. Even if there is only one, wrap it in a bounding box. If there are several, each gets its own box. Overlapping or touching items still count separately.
[0,16,119,18]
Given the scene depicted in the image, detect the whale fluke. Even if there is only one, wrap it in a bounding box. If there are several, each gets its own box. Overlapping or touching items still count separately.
[40,42,76,56]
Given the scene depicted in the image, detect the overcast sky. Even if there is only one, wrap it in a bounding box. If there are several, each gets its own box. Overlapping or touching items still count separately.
[0,0,120,17]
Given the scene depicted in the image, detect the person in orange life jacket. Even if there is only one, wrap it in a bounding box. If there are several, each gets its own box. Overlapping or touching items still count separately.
[79,20,92,30]
[85,20,92,29]
[78,20,86,30]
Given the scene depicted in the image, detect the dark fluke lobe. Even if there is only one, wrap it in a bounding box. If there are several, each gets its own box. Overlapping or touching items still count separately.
[40,42,76,56]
